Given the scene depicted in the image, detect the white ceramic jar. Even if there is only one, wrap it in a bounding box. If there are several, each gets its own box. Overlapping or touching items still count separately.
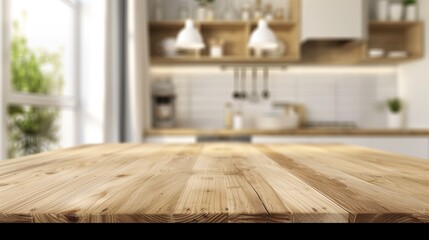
[388,112,403,129]
[377,0,389,21]
[196,5,206,20]
[405,4,418,21]
[390,3,404,21]
[233,112,244,130]
[210,45,223,58]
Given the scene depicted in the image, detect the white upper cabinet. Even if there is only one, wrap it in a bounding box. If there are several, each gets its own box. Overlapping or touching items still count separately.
[302,0,368,42]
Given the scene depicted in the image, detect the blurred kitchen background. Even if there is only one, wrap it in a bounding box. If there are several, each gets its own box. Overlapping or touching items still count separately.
[1,0,429,160]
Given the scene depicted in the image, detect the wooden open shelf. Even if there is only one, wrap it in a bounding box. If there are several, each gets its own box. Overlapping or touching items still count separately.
[150,20,297,28]
[149,20,301,64]
[300,21,424,65]
[369,21,423,28]
[147,0,424,66]
[200,22,249,58]
[149,0,301,65]
[362,21,424,64]
[301,41,366,65]
[151,56,300,65]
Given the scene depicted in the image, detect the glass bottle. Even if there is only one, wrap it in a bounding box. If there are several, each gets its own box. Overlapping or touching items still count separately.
[205,3,215,21]
[154,0,164,21]
[254,0,263,20]
[222,0,236,20]
[274,7,285,20]
[196,2,207,20]
[178,1,189,20]
[264,3,274,21]
[224,102,233,129]
[240,2,252,21]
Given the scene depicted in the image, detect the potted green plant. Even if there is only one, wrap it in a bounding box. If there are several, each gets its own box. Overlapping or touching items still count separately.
[404,0,418,21]
[195,0,216,21]
[387,98,403,129]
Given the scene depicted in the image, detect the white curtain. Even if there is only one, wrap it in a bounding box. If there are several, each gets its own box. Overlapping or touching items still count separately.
[104,0,121,143]
[80,0,109,144]
[123,0,148,143]
[81,0,149,144]
[104,0,149,143]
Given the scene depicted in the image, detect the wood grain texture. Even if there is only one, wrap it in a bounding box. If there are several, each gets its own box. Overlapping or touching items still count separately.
[0,144,428,223]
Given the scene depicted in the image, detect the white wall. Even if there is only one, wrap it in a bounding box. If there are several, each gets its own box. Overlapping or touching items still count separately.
[152,67,397,129]
[399,1,429,128]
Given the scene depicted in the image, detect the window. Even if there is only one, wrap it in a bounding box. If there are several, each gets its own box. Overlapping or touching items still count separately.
[0,0,5,159]
[1,0,80,159]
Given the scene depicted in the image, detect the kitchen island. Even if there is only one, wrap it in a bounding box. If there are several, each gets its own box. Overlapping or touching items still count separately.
[0,144,428,223]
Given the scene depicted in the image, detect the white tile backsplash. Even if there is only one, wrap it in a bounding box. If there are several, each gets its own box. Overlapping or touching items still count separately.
[152,70,398,129]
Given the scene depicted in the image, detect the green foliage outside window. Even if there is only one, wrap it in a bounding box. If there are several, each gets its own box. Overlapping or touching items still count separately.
[7,21,64,158]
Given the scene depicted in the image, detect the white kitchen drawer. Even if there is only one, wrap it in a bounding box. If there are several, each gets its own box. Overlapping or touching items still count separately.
[252,136,369,146]
[252,136,429,160]
[145,136,196,144]
[368,137,429,160]
[252,136,314,144]
[305,137,371,147]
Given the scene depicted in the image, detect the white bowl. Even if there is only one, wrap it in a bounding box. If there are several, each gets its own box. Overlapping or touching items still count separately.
[368,48,385,58]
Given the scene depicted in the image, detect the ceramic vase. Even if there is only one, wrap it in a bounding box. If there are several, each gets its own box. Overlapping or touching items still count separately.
[205,4,215,20]
[405,5,418,21]
[390,3,404,21]
[222,0,236,20]
[196,5,206,20]
[377,0,389,21]
[388,112,403,129]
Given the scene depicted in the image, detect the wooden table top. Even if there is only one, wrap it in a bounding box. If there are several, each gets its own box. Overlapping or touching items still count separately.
[0,144,428,223]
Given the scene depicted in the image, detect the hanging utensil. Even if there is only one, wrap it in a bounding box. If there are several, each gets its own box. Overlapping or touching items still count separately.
[232,67,240,100]
[250,67,260,103]
[240,67,247,100]
[262,67,270,100]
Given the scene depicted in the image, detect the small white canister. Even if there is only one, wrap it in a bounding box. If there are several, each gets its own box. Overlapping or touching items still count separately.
[405,4,418,21]
[390,2,404,21]
[209,39,225,58]
[210,46,223,58]
[233,112,244,130]
[377,0,389,21]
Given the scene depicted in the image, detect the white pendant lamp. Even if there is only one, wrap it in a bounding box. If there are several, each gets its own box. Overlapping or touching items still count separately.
[248,19,279,50]
[176,19,205,50]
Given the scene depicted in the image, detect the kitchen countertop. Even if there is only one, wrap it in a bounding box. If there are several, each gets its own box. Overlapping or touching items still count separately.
[145,128,429,137]
[0,143,428,223]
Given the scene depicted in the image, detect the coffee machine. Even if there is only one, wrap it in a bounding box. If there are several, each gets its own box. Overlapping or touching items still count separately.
[152,79,176,128]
